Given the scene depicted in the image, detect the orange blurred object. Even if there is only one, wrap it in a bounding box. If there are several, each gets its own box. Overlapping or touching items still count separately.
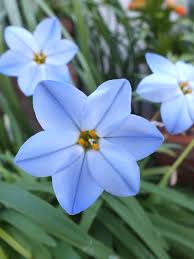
[174,6,186,16]
[166,0,187,16]
[128,0,186,16]
[128,0,145,10]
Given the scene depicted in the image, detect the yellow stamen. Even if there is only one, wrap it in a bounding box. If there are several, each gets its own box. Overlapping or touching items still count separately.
[89,130,98,139]
[78,138,88,148]
[33,53,46,64]
[80,131,87,138]
[179,81,192,95]
[77,130,100,151]
[186,89,193,94]
[179,81,189,88]
[92,143,99,151]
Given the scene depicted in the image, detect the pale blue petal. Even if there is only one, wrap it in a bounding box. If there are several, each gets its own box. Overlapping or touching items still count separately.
[45,39,78,65]
[161,95,193,134]
[15,129,82,177]
[87,140,140,196]
[5,26,39,56]
[34,17,61,50]
[17,63,44,96]
[102,114,163,160]
[0,50,30,76]
[82,79,131,133]
[146,53,177,77]
[33,81,87,131]
[44,64,71,83]
[185,93,194,122]
[52,154,103,215]
[137,74,181,103]
[175,61,194,82]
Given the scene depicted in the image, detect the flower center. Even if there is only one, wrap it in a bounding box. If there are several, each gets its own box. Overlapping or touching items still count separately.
[78,130,99,151]
[33,52,46,64]
[179,81,192,95]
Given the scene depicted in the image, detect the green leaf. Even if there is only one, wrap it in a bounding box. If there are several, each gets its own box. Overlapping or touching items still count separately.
[21,0,37,30]
[0,181,118,259]
[0,228,31,259]
[99,208,156,259]
[0,209,57,247]
[151,214,194,251]
[103,194,170,259]
[52,241,81,259]
[3,0,22,26]
[141,180,194,213]
[72,0,90,62]
[0,246,8,259]
[120,197,168,250]
[80,199,102,232]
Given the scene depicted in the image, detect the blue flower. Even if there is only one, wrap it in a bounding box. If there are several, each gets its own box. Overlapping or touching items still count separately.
[0,17,78,96]
[15,79,163,214]
[137,53,194,134]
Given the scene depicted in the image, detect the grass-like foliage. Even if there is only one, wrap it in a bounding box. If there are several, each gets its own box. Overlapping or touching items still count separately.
[0,0,194,258]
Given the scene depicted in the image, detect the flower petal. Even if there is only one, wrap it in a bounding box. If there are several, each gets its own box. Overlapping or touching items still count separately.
[5,26,38,56]
[45,39,78,65]
[146,53,177,77]
[15,129,82,177]
[185,93,194,121]
[82,79,131,133]
[0,50,30,76]
[34,17,61,50]
[87,140,140,196]
[33,81,87,131]
[17,63,44,96]
[137,74,181,103]
[52,154,103,215]
[44,64,71,83]
[102,114,163,160]
[175,61,194,82]
[161,95,193,134]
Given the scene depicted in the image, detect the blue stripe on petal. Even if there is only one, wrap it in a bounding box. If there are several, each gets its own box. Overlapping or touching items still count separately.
[102,114,163,160]
[82,79,131,132]
[52,154,103,215]
[34,17,61,50]
[33,81,87,131]
[87,142,140,197]
[15,129,81,177]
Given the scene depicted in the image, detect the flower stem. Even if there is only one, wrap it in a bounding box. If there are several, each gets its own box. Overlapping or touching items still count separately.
[159,138,194,187]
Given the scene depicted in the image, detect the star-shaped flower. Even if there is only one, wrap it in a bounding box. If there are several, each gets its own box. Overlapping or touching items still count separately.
[0,17,78,96]
[137,53,194,134]
[15,79,163,214]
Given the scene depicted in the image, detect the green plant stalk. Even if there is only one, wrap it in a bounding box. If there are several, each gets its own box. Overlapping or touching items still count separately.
[0,228,31,259]
[159,139,194,187]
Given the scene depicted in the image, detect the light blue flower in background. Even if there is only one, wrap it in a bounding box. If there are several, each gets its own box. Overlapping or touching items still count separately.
[137,53,194,135]
[15,79,163,215]
[0,17,78,96]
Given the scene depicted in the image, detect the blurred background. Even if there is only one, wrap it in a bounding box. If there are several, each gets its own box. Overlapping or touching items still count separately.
[0,0,194,258]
